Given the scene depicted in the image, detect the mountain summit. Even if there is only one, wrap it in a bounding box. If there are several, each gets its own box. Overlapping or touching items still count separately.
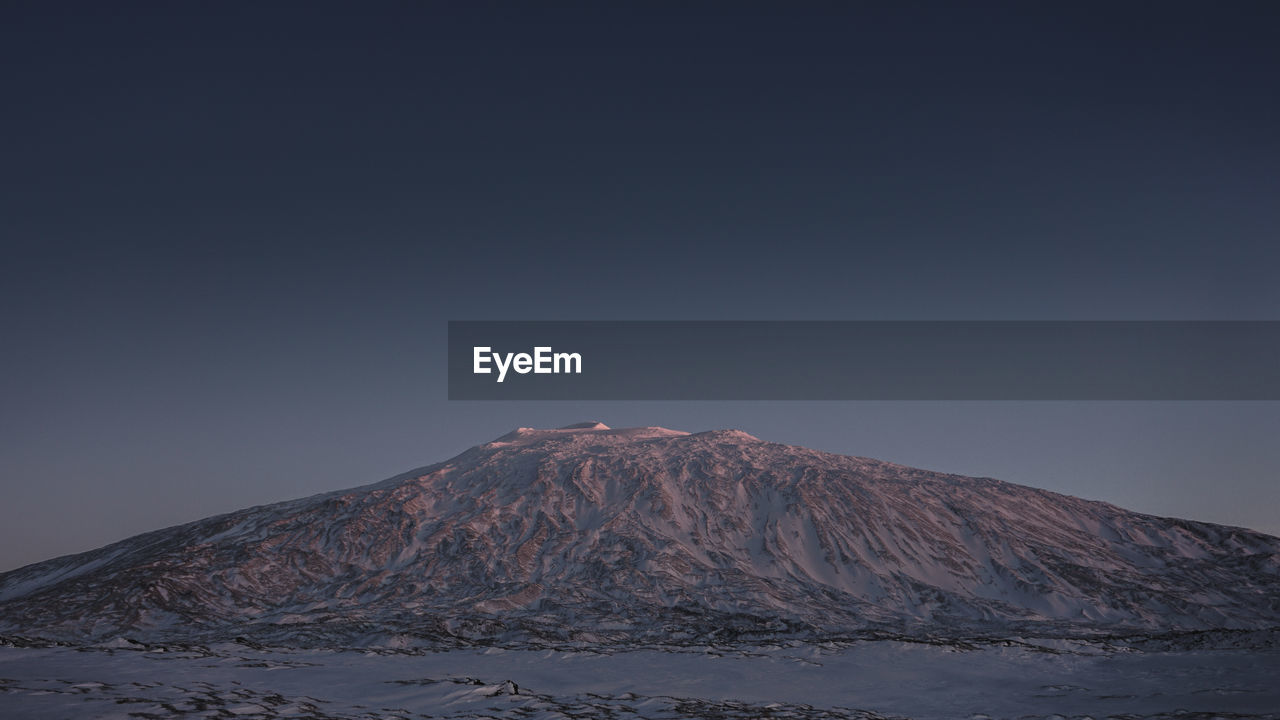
[2,424,1277,646]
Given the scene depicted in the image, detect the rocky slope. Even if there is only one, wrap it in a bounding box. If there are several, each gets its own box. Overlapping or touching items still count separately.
[2,423,1277,646]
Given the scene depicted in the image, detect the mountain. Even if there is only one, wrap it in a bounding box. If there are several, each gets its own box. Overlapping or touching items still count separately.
[2,423,1277,647]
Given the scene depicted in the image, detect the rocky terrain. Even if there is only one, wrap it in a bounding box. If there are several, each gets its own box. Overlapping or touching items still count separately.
[2,422,1276,649]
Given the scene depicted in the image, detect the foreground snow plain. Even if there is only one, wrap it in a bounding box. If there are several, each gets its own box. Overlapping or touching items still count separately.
[2,638,1278,719]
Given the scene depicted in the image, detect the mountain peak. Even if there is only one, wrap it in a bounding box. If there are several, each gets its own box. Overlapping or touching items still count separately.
[489,423,690,446]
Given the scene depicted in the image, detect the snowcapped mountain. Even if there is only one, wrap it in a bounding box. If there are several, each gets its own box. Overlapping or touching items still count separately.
[2,423,1277,647]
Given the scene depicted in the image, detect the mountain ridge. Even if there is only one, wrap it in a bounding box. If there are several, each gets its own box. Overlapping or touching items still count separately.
[2,423,1277,647]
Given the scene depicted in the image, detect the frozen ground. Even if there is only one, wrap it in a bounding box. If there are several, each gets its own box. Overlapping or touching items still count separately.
[1,639,1277,719]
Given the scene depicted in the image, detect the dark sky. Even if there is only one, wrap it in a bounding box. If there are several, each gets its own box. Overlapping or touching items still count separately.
[3,2,1278,571]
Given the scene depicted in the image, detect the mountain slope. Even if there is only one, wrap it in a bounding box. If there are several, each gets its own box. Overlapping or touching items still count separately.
[2,423,1277,646]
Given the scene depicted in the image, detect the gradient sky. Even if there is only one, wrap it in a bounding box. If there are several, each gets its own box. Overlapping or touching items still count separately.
[3,2,1278,572]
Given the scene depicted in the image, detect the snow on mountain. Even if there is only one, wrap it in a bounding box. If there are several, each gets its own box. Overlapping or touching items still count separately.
[2,423,1277,646]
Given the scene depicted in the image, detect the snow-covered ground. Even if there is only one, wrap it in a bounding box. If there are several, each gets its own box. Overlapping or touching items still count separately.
[2,639,1277,719]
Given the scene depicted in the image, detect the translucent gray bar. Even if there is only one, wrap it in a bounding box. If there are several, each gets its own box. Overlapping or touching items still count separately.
[448,321,1280,400]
